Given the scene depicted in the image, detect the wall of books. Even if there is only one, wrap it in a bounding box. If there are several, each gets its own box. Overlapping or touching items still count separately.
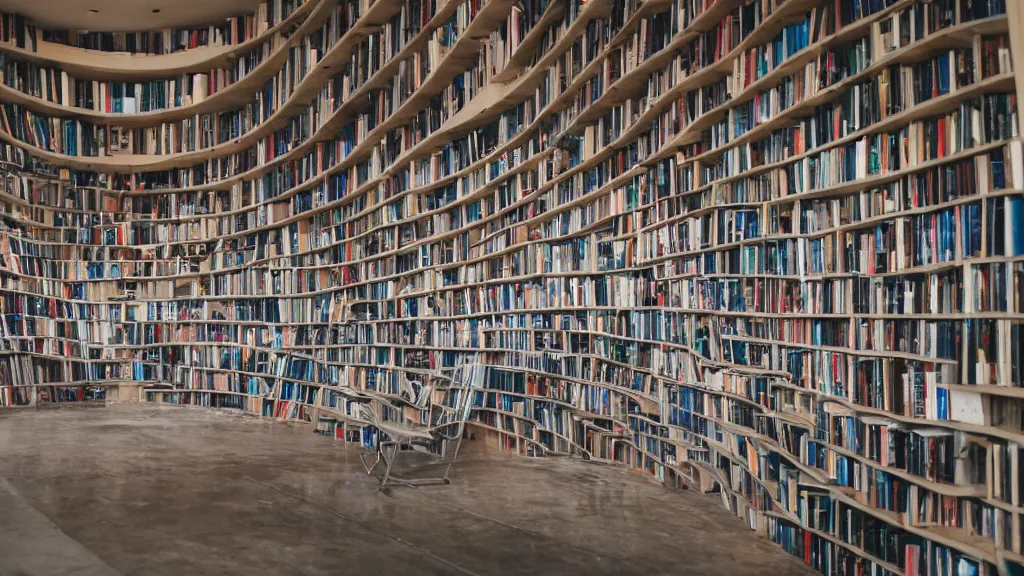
[0,0,1020,573]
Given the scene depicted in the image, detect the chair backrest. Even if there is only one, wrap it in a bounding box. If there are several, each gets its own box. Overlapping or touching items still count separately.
[350,356,483,457]
[424,357,485,458]
[433,357,484,430]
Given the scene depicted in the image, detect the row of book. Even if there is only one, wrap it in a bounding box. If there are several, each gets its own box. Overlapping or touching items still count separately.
[29,0,310,55]
[0,45,293,113]
[0,0,1019,574]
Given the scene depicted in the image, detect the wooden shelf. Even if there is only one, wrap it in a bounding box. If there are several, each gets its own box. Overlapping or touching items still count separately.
[0,0,1021,570]
[0,0,320,81]
[0,1,329,127]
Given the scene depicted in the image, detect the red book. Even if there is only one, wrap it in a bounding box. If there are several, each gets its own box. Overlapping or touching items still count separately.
[715,21,723,60]
[936,117,946,158]
[749,50,758,86]
[930,213,938,264]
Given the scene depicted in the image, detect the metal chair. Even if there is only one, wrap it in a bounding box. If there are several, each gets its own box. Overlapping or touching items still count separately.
[359,360,484,491]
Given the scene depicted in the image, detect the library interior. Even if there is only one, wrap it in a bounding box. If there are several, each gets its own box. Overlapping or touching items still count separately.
[0,0,1020,574]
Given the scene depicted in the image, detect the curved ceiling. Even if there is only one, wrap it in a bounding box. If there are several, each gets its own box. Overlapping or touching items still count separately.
[0,0,267,32]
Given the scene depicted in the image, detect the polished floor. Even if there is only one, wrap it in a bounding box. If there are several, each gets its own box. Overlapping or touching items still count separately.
[0,404,815,575]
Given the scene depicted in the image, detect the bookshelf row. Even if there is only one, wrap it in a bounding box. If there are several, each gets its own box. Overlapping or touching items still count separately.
[0,0,313,56]
[0,0,596,173]
[0,0,1022,574]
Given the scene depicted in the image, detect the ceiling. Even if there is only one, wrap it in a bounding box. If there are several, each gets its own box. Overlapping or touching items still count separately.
[0,0,268,32]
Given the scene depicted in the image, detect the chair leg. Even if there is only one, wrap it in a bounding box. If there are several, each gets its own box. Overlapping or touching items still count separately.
[359,445,381,475]
[438,425,466,484]
[378,441,398,491]
[438,446,459,484]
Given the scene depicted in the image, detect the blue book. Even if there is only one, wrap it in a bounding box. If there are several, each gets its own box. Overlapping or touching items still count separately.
[937,53,950,95]
[957,558,980,576]
[961,205,972,257]
[992,157,1006,189]
[1011,197,1024,256]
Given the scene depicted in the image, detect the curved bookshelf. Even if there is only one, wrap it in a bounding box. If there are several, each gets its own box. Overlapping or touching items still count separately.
[0,0,319,78]
[0,0,1022,574]
[0,4,324,124]
[0,0,342,169]
[0,0,510,173]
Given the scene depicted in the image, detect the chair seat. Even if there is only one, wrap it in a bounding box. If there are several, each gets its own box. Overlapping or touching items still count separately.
[373,420,435,442]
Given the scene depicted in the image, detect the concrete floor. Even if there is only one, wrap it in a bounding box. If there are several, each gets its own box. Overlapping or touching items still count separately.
[0,405,815,576]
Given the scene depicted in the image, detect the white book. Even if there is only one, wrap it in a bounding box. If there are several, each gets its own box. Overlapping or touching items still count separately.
[1011,140,1024,189]
[60,71,69,106]
[929,273,939,313]
[193,74,208,104]
[949,389,986,425]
